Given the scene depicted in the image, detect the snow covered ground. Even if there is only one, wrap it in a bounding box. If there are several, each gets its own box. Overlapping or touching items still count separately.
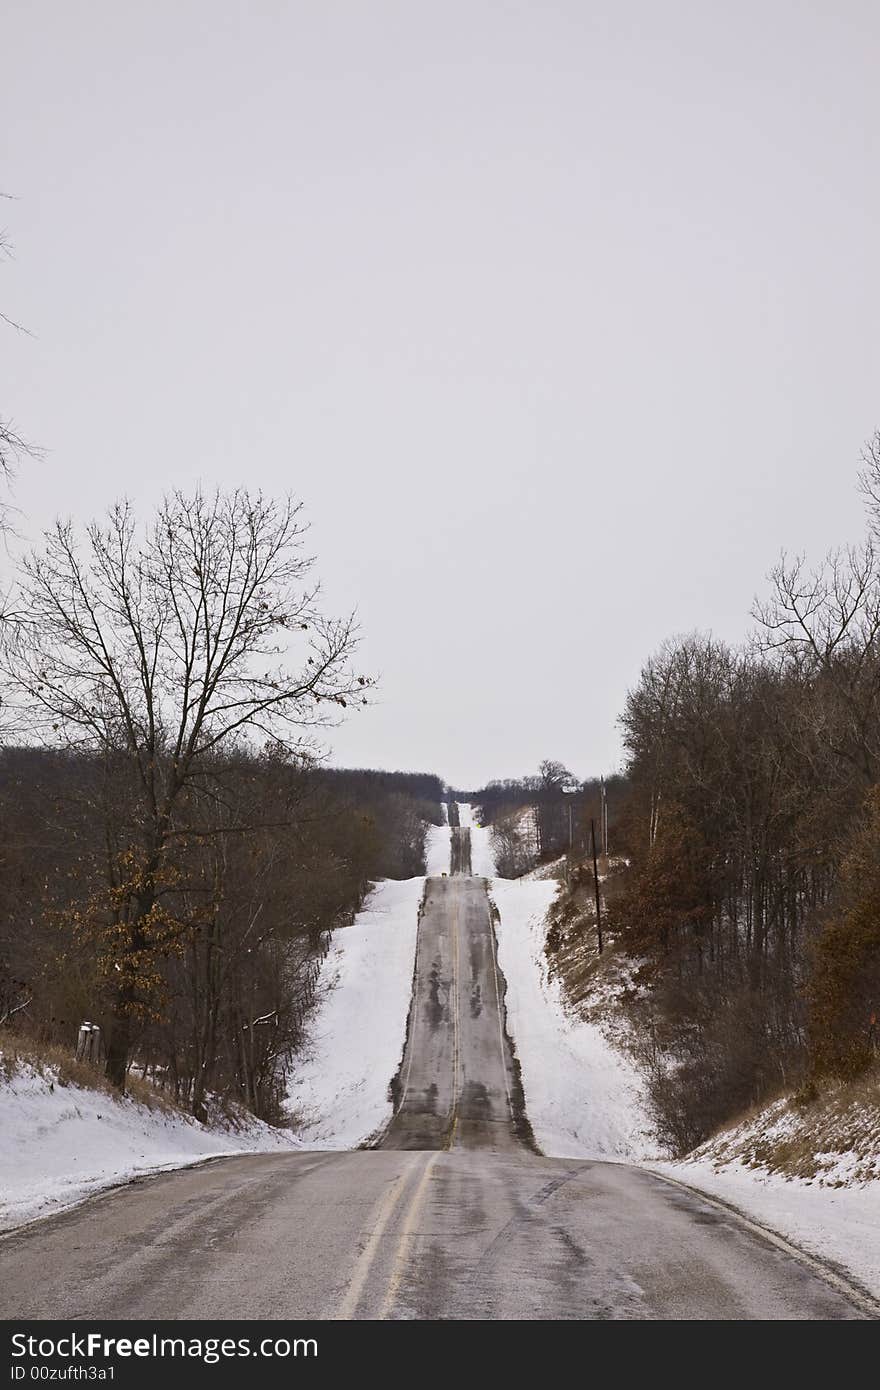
[489,871,880,1294]
[490,877,653,1161]
[649,1086,880,1296]
[424,819,451,876]
[0,1061,297,1232]
[2,864,431,1230]
[458,801,497,877]
[652,1158,880,1298]
[287,875,424,1148]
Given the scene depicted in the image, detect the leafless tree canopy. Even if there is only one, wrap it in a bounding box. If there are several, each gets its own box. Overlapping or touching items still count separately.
[5,489,367,761]
[0,201,37,527]
[1,488,371,1086]
[591,431,880,1150]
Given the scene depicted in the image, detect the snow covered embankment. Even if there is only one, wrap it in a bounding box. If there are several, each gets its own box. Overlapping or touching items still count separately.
[489,870,880,1298]
[490,878,653,1161]
[423,815,452,876]
[3,830,441,1227]
[652,1093,880,1298]
[288,810,458,1147]
[287,875,426,1148]
[0,1062,296,1232]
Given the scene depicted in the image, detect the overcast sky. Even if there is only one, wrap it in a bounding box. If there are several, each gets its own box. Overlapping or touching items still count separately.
[3,2,879,788]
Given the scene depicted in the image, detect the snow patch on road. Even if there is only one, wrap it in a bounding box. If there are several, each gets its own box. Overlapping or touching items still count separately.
[490,878,653,1161]
[0,1063,297,1232]
[287,876,424,1148]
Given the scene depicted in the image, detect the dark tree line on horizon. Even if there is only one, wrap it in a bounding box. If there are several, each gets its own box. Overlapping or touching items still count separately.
[0,745,441,1122]
[473,764,626,873]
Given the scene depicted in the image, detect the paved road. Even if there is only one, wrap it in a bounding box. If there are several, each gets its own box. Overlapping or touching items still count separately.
[380,873,529,1151]
[0,1147,865,1319]
[449,824,471,875]
[0,868,871,1320]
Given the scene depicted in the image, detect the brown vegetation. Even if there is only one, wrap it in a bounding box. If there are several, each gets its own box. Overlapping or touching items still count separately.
[0,488,443,1122]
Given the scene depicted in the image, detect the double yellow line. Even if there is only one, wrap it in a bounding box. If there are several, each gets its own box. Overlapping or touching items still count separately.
[336,883,466,1319]
[377,1151,441,1318]
[335,1151,442,1320]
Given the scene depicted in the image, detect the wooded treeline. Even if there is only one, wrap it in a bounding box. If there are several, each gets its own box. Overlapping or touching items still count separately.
[474,763,625,874]
[0,749,440,1122]
[0,486,441,1123]
[607,434,880,1151]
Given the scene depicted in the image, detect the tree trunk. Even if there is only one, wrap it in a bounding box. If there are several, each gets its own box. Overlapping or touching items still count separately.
[104,883,155,1090]
[105,998,133,1090]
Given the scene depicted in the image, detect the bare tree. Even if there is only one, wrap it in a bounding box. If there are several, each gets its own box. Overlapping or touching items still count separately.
[538,759,574,790]
[0,198,37,530]
[753,545,880,783]
[1,489,370,1086]
[859,427,880,537]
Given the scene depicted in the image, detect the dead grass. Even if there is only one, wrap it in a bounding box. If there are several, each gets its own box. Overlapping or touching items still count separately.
[545,863,641,1024]
[546,859,880,1187]
[699,1069,880,1185]
[0,1037,186,1119]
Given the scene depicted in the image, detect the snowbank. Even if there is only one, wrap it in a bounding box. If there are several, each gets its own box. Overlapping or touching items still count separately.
[458,801,497,877]
[287,876,424,1147]
[0,1062,296,1232]
[490,878,653,1161]
[424,821,451,876]
[491,869,880,1294]
[649,1084,880,1296]
[653,1158,880,1298]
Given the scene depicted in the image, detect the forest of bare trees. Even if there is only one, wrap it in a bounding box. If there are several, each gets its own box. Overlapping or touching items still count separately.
[0,489,443,1121]
[3,217,876,1156]
[603,434,880,1150]
[474,762,625,872]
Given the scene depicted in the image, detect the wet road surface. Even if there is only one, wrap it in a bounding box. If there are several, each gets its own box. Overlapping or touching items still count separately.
[0,854,872,1319]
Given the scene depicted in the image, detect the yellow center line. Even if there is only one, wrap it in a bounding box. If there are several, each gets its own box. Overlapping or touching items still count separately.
[379,1151,442,1320]
[335,1157,419,1320]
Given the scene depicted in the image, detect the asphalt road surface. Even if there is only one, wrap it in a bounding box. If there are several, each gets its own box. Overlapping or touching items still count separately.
[0,868,871,1320]
[449,823,471,875]
[379,872,529,1151]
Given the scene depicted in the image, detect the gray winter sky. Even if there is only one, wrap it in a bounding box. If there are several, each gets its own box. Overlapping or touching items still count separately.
[3,2,879,788]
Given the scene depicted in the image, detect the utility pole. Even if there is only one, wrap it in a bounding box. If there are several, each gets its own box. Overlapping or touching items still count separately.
[591,818,603,954]
[600,778,609,857]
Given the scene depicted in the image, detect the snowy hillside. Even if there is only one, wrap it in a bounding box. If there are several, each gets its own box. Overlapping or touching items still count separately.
[287,875,426,1147]
[490,878,654,1160]
[653,1154,880,1298]
[424,818,452,875]
[650,1080,880,1295]
[0,1058,297,1232]
[490,874,880,1294]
